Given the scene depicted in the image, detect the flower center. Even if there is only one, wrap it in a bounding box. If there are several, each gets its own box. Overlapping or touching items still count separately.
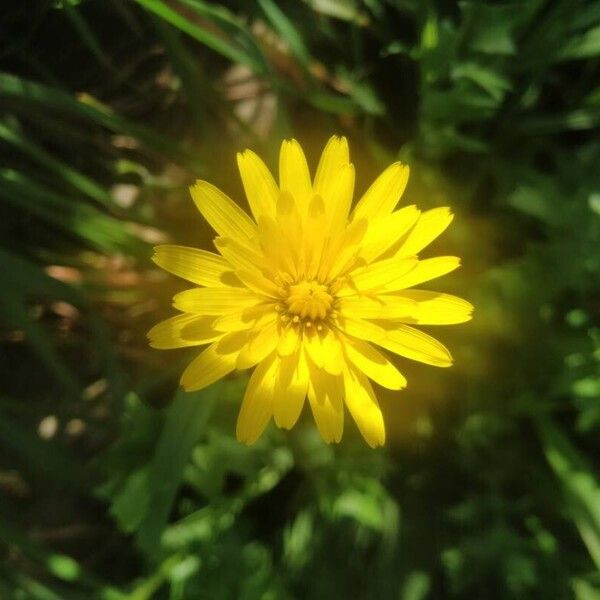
[285,280,333,321]
[275,275,340,333]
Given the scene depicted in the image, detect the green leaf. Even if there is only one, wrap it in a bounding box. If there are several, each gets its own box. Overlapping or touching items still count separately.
[401,571,431,600]
[537,418,600,570]
[283,510,314,571]
[560,25,600,60]
[61,0,113,68]
[337,69,385,116]
[0,121,112,207]
[452,62,512,102]
[135,0,267,74]
[135,385,219,555]
[0,72,192,165]
[461,2,518,55]
[0,169,141,254]
[572,577,600,600]
[305,90,358,115]
[110,466,152,534]
[258,0,312,67]
[177,0,269,73]
[305,0,369,25]
[151,17,205,133]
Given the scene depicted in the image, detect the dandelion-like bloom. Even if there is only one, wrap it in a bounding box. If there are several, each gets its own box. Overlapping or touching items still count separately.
[149,136,472,446]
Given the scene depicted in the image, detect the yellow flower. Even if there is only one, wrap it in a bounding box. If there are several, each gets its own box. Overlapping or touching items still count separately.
[149,136,472,447]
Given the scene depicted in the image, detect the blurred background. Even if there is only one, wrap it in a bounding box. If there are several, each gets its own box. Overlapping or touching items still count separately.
[1,0,599,598]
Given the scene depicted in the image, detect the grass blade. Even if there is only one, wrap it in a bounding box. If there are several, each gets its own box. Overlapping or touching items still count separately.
[0,121,112,207]
[0,72,193,166]
[537,417,600,570]
[134,385,220,555]
[135,0,266,73]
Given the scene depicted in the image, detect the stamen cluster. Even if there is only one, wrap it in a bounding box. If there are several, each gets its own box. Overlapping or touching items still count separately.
[274,275,339,333]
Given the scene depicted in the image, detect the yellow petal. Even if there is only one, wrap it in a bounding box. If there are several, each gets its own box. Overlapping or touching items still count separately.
[237,149,278,221]
[384,256,461,291]
[321,331,344,375]
[313,135,349,203]
[215,329,251,354]
[235,269,280,298]
[148,314,220,349]
[180,342,237,391]
[339,257,417,294]
[304,330,343,375]
[325,218,368,280]
[358,205,420,262]
[339,295,417,319]
[236,354,277,444]
[215,235,280,295]
[397,207,453,256]
[173,287,260,314]
[306,358,344,443]
[276,191,302,251]
[326,162,355,234]
[352,162,409,222]
[236,319,279,369]
[277,325,299,357]
[273,194,302,280]
[212,312,251,333]
[336,315,385,342]
[375,325,453,367]
[190,180,256,240]
[214,236,270,274]
[343,337,406,390]
[343,367,385,447]
[152,245,235,287]
[273,348,308,429]
[181,316,224,343]
[279,139,312,214]
[258,215,297,276]
[303,194,327,279]
[303,331,324,368]
[212,303,273,332]
[398,290,474,324]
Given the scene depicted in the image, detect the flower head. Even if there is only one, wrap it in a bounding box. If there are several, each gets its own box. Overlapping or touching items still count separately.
[149,136,472,446]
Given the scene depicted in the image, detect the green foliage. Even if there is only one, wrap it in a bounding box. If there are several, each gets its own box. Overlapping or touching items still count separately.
[1,0,599,598]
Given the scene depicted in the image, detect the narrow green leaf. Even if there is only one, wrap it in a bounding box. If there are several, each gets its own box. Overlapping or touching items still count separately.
[61,1,113,68]
[258,0,312,67]
[135,0,265,73]
[135,385,219,555]
[572,577,600,600]
[0,169,141,254]
[0,121,112,207]
[305,0,369,24]
[152,17,205,132]
[452,62,512,102]
[560,25,600,60]
[126,555,182,600]
[305,91,358,115]
[176,0,269,74]
[0,72,192,165]
[537,417,600,570]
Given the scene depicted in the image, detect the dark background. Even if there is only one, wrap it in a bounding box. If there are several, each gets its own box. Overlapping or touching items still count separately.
[1,1,599,598]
